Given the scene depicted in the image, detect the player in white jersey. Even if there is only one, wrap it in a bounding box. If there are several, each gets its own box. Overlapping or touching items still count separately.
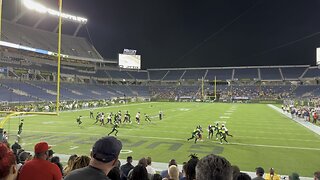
[136,112,141,124]
[107,113,112,124]
[100,113,105,126]
[221,124,233,137]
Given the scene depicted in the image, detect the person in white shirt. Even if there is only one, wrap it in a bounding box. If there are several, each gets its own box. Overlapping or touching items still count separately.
[135,112,141,124]
[146,157,156,175]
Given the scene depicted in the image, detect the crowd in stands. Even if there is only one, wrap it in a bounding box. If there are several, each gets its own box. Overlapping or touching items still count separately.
[149,85,297,101]
[1,136,319,180]
[282,103,320,124]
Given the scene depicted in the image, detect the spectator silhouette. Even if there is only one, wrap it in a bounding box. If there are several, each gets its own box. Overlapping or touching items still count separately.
[0,143,18,180]
[64,136,122,180]
[195,154,232,180]
[120,156,134,180]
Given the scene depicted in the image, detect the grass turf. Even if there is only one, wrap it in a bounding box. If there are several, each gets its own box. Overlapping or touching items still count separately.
[3,102,320,177]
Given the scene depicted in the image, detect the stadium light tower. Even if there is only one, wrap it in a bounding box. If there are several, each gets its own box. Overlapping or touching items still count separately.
[22,0,87,24]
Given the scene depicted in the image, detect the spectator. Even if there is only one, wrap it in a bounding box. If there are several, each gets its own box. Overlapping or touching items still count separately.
[64,136,122,180]
[314,171,320,180]
[160,159,182,179]
[289,173,300,180]
[265,168,280,180]
[195,154,232,180]
[232,165,241,180]
[0,143,18,180]
[2,131,8,143]
[128,157,153,180]
[167,165,180,180]
[18,141,62,180]
[48,149,55,160]
[236,172,252,180]
[120,156,134,180]
[69,155,91,172]
[108,160,121,180]
[253,167,265,180]
[180,162,187,180]
[185,155,199,180]
[17,151,32,171]
[130,165,149,180]
[63,154,78,176]
[50,156,63,176]
[11,140,21,155]
[153,174,162,180]
[146,156,156,175]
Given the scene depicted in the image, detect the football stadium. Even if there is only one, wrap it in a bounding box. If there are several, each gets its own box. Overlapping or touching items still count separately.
[0,0,320,180]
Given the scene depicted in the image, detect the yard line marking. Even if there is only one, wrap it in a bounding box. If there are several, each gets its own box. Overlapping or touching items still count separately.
[18,129,320,144]
[230,142,320,151]
[69,146,79,150]
[236,135,320,142]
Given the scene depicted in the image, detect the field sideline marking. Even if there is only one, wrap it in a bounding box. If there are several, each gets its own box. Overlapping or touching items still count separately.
[230,142,320,151]
[18,130,320,150]
[267,104,320,136]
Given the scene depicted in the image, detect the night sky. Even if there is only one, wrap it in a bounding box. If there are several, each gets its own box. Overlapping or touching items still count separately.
[6,0,320,69]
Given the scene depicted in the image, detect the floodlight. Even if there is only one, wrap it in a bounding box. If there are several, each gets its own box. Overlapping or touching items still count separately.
[23,0,46,13]
[22,0,88,24]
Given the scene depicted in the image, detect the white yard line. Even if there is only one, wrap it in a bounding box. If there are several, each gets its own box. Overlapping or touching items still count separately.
[20,130,320,151]
[230,142,320,151]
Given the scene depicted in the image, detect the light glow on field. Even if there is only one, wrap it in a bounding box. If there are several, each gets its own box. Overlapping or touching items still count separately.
[22,0,87,24]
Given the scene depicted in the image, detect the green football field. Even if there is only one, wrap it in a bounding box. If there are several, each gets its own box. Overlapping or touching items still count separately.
[3,102,320,177]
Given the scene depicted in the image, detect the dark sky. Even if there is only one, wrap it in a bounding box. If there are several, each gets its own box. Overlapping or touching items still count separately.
[6,0,320,69]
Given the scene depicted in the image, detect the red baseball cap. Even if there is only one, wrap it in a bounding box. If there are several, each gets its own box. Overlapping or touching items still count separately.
[34,142,51,154]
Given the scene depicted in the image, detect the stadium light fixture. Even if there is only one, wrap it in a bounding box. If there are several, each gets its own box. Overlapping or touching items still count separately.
[22,0,88,24]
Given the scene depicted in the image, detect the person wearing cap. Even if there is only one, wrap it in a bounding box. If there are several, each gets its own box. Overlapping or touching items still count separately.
[64,136,122,180]
[264,168,280,180]
[253,167,265,180]
[18,142,62,180]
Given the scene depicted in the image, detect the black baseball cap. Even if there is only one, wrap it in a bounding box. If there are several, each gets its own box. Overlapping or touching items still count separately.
[92,136,122,163]
[256,167,264,175]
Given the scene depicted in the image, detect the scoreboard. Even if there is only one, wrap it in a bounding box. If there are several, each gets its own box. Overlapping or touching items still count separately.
[118,54,141,69]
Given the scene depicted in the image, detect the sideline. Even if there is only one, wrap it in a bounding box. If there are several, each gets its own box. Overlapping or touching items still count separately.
[267,104,320,136]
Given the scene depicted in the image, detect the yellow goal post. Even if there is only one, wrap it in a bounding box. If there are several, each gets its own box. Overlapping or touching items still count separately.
[0,0,63,140]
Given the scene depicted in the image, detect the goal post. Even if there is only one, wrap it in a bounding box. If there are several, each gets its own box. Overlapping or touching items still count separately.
[0,0,64,141]
[201,76,217,101]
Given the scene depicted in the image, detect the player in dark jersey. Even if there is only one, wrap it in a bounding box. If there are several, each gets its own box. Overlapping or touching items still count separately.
[144,113,151,122]
[219,128,228,144]
[108,122,119,136]
[17,119,24,138]
[123,111,131,124]
[94,112,101,124]
[187,128,201,144]
[214,123,222,140]
[207,125,214,139]
[89,109,94,119]
[196,125,203,141]
[159,110,163,120]
[76,116,82,126]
